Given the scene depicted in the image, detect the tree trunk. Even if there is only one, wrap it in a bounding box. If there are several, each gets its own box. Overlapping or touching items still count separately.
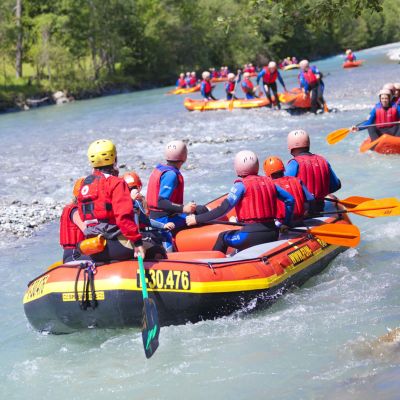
[15,0,23,78]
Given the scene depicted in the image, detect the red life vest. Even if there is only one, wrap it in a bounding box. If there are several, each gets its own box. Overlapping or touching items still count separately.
[189,77,197,87]
[375,104,399,129]
[226,81,235,93]
[294,154,330,201]
[177,78,187,88]
[146,165,184,212]
[263,68,278,84]
[235,175,277,223]
[212,71,219,78]
[202,80,212,95]
[77,172,116,225]
[301,69,318,86]
[60,203,85,249]
[274,176,305,221]
[241,78,254,93]
[346,54,355,62]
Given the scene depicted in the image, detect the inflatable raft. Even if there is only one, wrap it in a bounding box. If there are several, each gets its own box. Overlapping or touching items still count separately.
[280,88,311,109]
[282,64,299,71]
[24,209,352,334]
[184,97,270,111]
[343,60,364,68]
[360,134,400,154]
[167,85,200,95]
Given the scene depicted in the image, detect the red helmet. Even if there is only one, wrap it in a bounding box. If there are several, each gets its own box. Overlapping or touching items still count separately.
[72,177,85,198]
[263,156,285,177]
[234,150,259,177]
[123,171,142,191]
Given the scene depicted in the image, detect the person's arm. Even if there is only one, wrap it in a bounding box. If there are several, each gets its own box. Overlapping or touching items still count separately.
[200,82,207,98]
[300,182,314,202]
[299,73,309,92]
[156,170,184,213]
[256,70,264,85]
[358,107,376,130]
[327,162,341,193]
[285,159,299,177]
[275,185,294,226]
[194,182,245,224]
[71,207,86,232]
[277,72,286,89]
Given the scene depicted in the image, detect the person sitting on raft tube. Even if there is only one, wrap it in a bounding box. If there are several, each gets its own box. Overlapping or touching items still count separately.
[188,71,198,87]
[345,49,356,62]
[123,171,174,258]
[176,73,187,88]
[225,72,241,100]
[241,72,258,99]
[77,139,145,262]
[59,177,88,263]
[257,61,287,109]
[298,59,325,113]
[351,89,400,141]
[263,156,315,225]
[186,150,294,253]
[201,71,217,101]
[146,140,206,252]
[285,130,341,213]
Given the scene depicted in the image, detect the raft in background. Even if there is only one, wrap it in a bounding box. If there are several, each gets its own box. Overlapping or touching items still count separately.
[360,134,400,154]
[282,64,299,71]
[184,97,270,111]
[343,60,364,68]
[23,207,353,334]
[167,85,200,95]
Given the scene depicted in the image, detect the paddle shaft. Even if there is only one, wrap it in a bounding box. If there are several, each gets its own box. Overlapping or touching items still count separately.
[138,255,148,299]
[358,120,400,130]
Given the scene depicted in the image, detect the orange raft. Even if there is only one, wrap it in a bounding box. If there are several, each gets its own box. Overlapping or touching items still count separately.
[343,60,364,68]
[167,85,200,95]
[360,134,400,154]
[23,211,352,334]
[279,87,311,109]
[184,97,270,111]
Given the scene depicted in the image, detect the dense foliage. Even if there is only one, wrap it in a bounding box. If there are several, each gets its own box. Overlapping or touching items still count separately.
[0,0,398,94]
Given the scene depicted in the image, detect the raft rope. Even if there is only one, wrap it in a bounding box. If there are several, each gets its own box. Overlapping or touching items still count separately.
[74,261,98,310]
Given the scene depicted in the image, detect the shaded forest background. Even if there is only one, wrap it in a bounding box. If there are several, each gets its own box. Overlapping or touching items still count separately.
[0,0,398,105]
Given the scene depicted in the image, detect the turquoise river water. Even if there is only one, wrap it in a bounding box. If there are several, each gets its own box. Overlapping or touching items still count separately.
[1,43,400,400]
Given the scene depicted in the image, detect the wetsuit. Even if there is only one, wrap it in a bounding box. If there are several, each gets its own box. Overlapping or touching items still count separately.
[298,66,324,113]
[358,102,400,140]
[194,177,294,253]
[257,69,286,109]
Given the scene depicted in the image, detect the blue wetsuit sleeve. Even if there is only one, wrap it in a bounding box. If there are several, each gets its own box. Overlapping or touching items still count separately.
[328,162,341,193]
[149,218,166,229]
[285,159,299,177]
[200,82,206,98]
[277,72,285,88]
[275,185,294,225]
[195,182,245,224]
[299,73,309,92]
[301,182,314,202]
[159,171,178,199]
[358,107,376,129]
[257,70,265,85]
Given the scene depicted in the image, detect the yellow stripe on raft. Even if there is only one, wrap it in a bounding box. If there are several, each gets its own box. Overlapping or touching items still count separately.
[23,245,338,304]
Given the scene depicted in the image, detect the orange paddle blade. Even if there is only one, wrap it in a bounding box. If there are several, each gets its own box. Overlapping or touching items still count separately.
[359,136,383,153]
[349,198,400,218]
[326,128,351,145]
[339,196,374,208]
[323,102,329,113]
[308,223,360,247]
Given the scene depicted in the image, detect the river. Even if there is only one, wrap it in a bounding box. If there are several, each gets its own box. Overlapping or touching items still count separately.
[1,42,400,400]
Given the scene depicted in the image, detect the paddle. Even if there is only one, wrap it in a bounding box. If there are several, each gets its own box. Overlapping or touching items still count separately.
[138,254,160,359]
[326,121,400,145]
[325,196,373,209]
[319,197,400,218]
[359,135,385,153]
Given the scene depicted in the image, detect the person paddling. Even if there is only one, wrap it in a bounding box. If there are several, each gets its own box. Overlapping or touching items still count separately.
[285,130,341,213]
[257,61,287,109]
[225,72,241,100]
[351,89,400,140]
[186,150,294,253]
[176,73,187,88]
[345,49,357,62]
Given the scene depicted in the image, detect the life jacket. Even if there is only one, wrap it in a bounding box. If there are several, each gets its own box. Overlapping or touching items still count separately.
[177,78,187,88]
[77,172,115,225]
[225,81,235,93]
[300,68,318,87]
[211,71,219,78]
[241,78,254,94]
[188,77,197,87]
[202,80,212,95]
[375,104,399,129]
[346,54,355,62]
[274,176,305,221]
[146,164,184,212]
[263,68,278,84]
[235,175,277,223]
[294,154,330,201]
[60,203,85,249]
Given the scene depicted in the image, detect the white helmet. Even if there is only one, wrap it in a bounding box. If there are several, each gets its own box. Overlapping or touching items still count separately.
[382,83,395,93]
[378,88,392,99]
[287,129,310,151]
[202,71,210,79]
[164,140,188,162]
[393,83,400,90]
[228,72,235,81]
[234,150,259,177]
[268,61,277,69]
[299,59,309,69]
[243,72,250,78]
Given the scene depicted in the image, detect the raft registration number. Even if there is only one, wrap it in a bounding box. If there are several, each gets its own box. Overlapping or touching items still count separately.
[137,269,191,291]
[287,245,313,266]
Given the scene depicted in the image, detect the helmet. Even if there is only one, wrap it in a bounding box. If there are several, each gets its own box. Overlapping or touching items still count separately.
[202,71,210,79]
[180,72,185,78]
[346,49,352,54]
[165,140,188,162]
[72,177,84,198]
[379,88,392,98]
[234,150,259,177]
[123,171,142,191]
[263,156,285,177]
[191,71,196,76]
[268,61,277,69]
[299,59,309,69]
[87,139,116,168]
[287,129,310,151]
[243,72,250,78]
[228,72,235,80]
[393,83,400,90]
[382,83,395,93]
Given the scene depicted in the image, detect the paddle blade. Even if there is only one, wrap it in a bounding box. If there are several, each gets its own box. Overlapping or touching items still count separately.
[360,136,382,153]
[340,196,373,208]
[309,223,360,247]
[323,102,329,113]
[350,198,400,218]
[142,298,160,359]
[229,99,234,111]
[326,128,351,145]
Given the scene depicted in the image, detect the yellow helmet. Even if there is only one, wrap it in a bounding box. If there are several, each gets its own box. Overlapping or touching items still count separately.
[87,139,116,167]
